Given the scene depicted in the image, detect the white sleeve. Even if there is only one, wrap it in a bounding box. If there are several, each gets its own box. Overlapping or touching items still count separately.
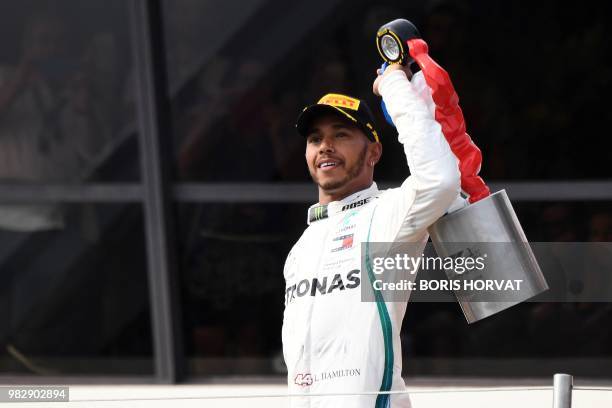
[373,69,460,242]
[409,70,436,116]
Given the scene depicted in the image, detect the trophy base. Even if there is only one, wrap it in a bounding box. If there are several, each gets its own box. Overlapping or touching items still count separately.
[428,190,549,323]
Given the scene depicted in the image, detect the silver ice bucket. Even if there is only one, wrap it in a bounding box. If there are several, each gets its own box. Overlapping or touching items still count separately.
[428,190,548,323]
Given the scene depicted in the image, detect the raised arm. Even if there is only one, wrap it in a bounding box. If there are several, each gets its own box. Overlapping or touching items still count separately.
[373,67,460,242]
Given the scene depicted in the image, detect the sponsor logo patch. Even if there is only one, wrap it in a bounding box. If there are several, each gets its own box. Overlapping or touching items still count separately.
[331,234,354,252]
[285,269,360,304]
[341,197,371,211]
[318,93,361,111]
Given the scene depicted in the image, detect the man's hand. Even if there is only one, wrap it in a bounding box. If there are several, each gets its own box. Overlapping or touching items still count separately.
[373,63,413,96]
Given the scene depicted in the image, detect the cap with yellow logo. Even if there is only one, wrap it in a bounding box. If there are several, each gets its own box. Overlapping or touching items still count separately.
[295,93,380,143]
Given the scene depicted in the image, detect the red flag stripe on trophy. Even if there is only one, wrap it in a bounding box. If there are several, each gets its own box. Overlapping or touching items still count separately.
[407,38,490,203]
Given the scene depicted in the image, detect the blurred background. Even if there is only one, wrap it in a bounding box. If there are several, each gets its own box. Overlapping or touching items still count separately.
[0,0,610,384]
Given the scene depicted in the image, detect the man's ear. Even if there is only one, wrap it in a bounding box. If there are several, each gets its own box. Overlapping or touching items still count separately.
[368,142,383,166]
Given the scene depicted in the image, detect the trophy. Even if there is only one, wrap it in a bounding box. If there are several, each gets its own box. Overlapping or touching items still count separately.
[376,19,548,323]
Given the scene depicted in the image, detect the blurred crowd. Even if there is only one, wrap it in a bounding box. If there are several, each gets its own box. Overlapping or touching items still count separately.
[168,0,612,374]
[3,0,610,188]
[168,1,612,380]
[0,2,131,232]
[170,0,612,182]
[0,0,610,376]
[2,0,610,196]
[0,0,141,373]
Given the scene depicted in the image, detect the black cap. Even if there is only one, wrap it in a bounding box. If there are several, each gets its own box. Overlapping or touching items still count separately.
[295,93,380,143]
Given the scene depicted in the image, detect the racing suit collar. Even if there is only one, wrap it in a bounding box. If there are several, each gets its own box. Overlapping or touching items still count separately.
[307,182,379,225]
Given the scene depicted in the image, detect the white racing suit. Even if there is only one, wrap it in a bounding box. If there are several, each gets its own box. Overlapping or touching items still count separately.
[282,70,461,407]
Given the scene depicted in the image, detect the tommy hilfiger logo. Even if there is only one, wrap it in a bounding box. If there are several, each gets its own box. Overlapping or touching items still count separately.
[331,234,354,252]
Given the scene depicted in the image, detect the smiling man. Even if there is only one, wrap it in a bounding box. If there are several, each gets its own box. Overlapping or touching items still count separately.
[282,64,461,407]
[305,113,379,201]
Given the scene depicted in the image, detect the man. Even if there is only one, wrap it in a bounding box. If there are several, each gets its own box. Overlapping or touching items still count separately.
[282,63,461,407]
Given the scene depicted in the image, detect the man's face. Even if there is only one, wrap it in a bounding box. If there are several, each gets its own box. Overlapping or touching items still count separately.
[305,114,370,192]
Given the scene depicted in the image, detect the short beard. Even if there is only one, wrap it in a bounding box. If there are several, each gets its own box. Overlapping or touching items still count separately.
[311,145,367,191]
